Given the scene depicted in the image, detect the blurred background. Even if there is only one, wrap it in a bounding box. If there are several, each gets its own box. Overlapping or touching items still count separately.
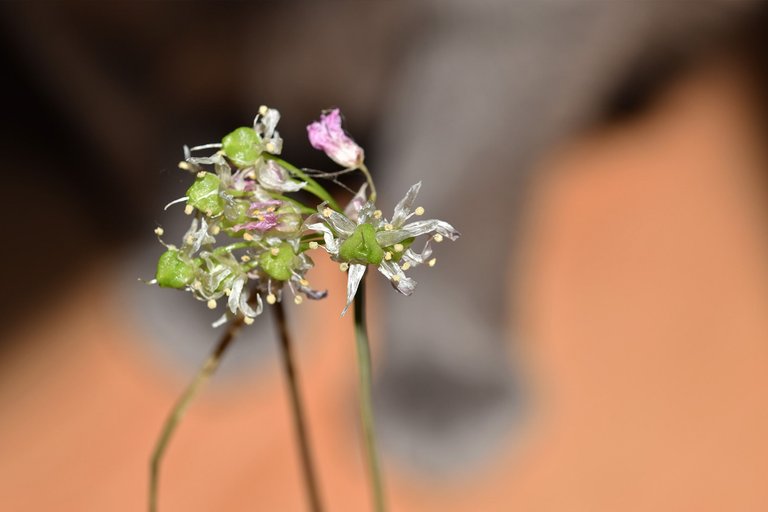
[2,1,768,510]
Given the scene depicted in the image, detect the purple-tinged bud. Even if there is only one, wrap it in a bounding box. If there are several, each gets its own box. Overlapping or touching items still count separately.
[306,108,364,168]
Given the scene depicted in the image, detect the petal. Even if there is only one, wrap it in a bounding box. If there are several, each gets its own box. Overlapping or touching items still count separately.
[341,264,367,316]
[377,260,417,296]
[402,240,433,267]
[240,291,263,318]
[303,221,340,254]
[391,182,421,227]
[344,183,368,222]
[375,219,460,246]
[258,160,306,192]
[314,204,356,236]
[228,277,245,314]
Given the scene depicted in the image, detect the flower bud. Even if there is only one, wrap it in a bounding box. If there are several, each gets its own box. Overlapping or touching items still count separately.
[186,173,223,216]
[222,127,261,167]
[156,249,197,288]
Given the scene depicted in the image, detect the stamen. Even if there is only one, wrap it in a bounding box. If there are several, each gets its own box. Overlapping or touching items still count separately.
[178,161,192,171]
[373,210,383,219]
[258,105,269,116]
[322,207,333,218]
[265,142,277,153]
[401,262,411,271]
[210,225,221,235]
[433,233,444,243]
[244,316,255,325]
[294,295,303,305]
[339,262,349,272]
[185,235,194,245]
[184,204,194,215]
[224,288,231,296]
[207,299,217,309]
[428,258,437,267]
[384,224,393,231]
[270,247,280,256]
[392,275,401,282]
[243,233,254,241]
[154,227,164,236]
[393,243,404,253]
[414,206,425,216]
[196,171,206,178]
[300,279,309,286]
[266,294,277,304]
[241,255,251,262]
[308,241,319,250]
[384,252,392,261]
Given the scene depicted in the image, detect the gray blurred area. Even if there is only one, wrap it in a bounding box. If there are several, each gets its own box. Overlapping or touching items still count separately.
[0,0,761,477]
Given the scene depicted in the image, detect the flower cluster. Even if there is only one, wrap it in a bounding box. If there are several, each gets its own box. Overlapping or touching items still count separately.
[151,106,459,325]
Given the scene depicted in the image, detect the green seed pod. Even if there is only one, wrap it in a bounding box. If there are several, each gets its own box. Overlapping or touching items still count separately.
[186,173,223,216]
[259,243,297,281]
[339,223,384,265]
[222,127,262,167]
[156,249,196,288]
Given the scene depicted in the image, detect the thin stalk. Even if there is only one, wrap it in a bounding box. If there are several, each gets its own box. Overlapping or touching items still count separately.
[272,301,324,512]
[149,315,246,512]
[353,277,386,512]
[264,154,341,211]
[358,163,377,203]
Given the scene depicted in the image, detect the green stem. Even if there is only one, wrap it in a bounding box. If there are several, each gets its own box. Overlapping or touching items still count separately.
[272,301,324,512]
[353,277,386,512]
[358,163,377,204]
[149,314,246,512]
[264,154,341,211]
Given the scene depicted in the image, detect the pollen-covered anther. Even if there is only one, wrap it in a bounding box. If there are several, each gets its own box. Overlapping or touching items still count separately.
[384,252,392,261]
[185,235,194,245]
[308,241,319,250]
[266,294,277,305]
[243,233,254,241]
[184,205,194,215]
[384,224,393,231]
[265,142,277,153]
[207,299,217,309]
[178,161,192,171]
[392,274,401,283]
[300,279,309,286]
[210,225,221,235]
[414,206,425,216]
[240,255,251,262]
[270,247,280,256]
[196,171,206,178]
[322,207,333,218]
[224,288,231,296]
[154,227,164,236]
[294,295,303,305]
[393,243,404,253]
[401,262,411,271]
[243,316,255,325]
[373,210,383,219]
[258,105,268,116]
[339,262,349,272]
[433,233,444,243]
[428,258,437,267]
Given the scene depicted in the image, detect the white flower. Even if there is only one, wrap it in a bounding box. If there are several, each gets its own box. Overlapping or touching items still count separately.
[304,182,459,315]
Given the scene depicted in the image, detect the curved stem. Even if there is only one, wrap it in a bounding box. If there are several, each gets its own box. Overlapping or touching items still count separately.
[353,277,386,512]
[149,315,245,512]
[264,154,341,211]
[272,301,324,512]
[358,163,377,204]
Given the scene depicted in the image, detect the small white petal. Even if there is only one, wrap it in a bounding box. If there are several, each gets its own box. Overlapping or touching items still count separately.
[377,260,416,296]
[391,182,421,228]
[342,264,367,316]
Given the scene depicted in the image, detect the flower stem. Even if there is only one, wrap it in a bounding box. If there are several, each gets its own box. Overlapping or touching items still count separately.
[271,300,324,512]
[358,163,377,203]
[353,276,386,512]
[149,314,246,512]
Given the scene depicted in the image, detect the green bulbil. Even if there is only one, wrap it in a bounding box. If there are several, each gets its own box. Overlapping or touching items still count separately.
[339,223,384,265]
[156,249,196,288]
[259,243,296,281]
[186,173,223,215]
[222,127,261,166]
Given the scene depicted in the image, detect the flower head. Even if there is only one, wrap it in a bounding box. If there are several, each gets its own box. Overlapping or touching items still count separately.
[304,182,459,315]
[307,108,364,168]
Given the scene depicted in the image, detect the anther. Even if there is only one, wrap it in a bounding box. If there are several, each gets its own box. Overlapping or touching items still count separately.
[373,210,383,219]
[243,316,255,325]
[266,294,277,304]
[433,234,444,243]
[207,299,217,309]
[270,247,280,256]
[240,255,251,262]
[393,243,404,253]
[243,233,254,241]
[184,205,194,215]
[384,252,392,261]
[428,258,437,267]
[154,227,164,236]
[401,262,411,271]
[224,288,231,296]
[210,225,221,235]
[384,224,393,231]
[196,171,206,178]
[300,279,309,286]
[178,161,191,171]
[265,142,276,153]
[258,105,268,116]
[339,262,349,272]
[322,207,333,218]
[308,241,319,250]
[294,295,303,305]
[392,275,401,282]
[414,206,425,216]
